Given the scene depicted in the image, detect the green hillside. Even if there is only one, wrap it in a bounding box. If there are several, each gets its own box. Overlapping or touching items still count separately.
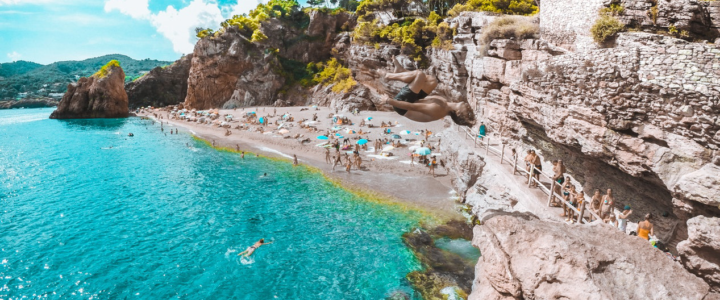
[0,54,173,100]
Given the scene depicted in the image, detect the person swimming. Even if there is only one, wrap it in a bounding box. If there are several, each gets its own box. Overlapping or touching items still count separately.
[237,238,273,257]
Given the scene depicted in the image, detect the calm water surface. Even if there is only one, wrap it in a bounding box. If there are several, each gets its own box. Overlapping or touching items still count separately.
[0,108,427,299]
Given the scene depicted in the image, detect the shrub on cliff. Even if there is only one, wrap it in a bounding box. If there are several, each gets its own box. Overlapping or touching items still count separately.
[479,16,538,45]
[448,0,538,17]
[219,0,300,43]
[353,12,455,62]
[590,14,625,43]
[93,60,120,79]
[313,58,357,93]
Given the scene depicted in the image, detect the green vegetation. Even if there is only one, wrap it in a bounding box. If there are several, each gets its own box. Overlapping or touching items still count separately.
[448,0,538,17]
[479,15,538,44]
[218,0,301,43]
[0,54,171,100]
[93,60,120,78]
[353,11,455,63]
[591,14,625,43]
[195,28,214,38]
[313,58,357,93]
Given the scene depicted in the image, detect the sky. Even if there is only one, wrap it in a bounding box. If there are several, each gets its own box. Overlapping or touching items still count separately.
[0,0,309,64]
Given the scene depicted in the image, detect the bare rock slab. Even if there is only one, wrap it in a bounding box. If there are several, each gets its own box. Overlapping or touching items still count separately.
[470,213,713,300]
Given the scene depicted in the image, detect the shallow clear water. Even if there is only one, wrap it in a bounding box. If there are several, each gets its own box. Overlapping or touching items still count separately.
[0,108,428,299]
[434,238,480,262]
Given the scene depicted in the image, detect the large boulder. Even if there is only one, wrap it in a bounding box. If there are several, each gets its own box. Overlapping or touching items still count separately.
[50,63,128,119]
[470,213,714,300]
[125,54,192,108]
[678,216,720,293]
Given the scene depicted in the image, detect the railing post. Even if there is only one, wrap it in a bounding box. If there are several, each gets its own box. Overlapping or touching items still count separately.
[547,181,555,207]
[485,137,490,156]
[512,154,518,175]
[500,144,505,164]
[527,164,534,187]
[578,200,586,224]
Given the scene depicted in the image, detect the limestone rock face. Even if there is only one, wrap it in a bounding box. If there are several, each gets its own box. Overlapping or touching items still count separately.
[184,11,349,110]
[50,65,128,119]
[678,216,720,293]
[310,83,378,112]
[470,213,714,300]
[125,54,192,108]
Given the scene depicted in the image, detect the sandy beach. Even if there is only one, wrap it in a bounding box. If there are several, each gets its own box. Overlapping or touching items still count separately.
[138,105,463,220]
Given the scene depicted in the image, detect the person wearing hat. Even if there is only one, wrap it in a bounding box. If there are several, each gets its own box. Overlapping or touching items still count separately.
[618,205,633,233]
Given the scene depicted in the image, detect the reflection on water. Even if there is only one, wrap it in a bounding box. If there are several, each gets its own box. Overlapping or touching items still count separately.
[0,108,428,299]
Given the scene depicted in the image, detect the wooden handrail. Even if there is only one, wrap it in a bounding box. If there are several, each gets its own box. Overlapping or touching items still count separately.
[456,123,604,225]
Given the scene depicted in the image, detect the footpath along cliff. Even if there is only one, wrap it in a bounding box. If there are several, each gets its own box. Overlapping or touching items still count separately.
[128,0,720,298]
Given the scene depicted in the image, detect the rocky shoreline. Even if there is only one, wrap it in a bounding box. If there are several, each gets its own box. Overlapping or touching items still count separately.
[0,98,58,109]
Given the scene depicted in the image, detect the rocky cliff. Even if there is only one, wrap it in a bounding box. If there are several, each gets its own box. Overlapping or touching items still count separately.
[470,213,717,300]
[126,54,192,108]
[183,10,350,110]
[50,62,129,119]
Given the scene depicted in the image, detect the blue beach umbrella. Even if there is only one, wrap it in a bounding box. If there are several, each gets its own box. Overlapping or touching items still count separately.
[400,130,411,135]
[356,139,368,145]
[391,134,402,140]
[259,117,264,124]
[415,147,431,156]
[317,135,329,140]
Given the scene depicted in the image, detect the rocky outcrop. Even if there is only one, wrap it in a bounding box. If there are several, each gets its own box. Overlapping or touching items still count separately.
[49,65,128,119]
[184,11,349,110]
[618,0,720,40]
[470,213,715,300]
[678,215,720,293]
[0,98,58,109]
[126,54,192,108]
[310,83,378,112]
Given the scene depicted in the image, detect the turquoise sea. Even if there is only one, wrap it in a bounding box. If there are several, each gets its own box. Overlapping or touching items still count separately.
[0,108,428,299]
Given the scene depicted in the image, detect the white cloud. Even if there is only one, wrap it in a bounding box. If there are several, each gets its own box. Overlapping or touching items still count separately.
[104,0,150,19]
[7,51,21,61]
[103,0,267,55]
[149,0,224,53]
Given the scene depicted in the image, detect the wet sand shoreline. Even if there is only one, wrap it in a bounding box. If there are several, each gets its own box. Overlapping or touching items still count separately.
[138,106,463,221]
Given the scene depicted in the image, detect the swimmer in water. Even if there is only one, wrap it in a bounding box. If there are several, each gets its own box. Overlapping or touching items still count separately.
[237,238,272,257]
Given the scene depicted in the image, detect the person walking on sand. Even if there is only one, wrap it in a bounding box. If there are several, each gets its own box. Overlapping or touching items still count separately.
[332,155,342,171]
[237,238,273,257]
[325,148,331,164]
[637,213,654,241]
[293,154,298,166]
[410,152,415,166]
[345,159,352,173]
[236,144,240,152]
[428,156,437,177]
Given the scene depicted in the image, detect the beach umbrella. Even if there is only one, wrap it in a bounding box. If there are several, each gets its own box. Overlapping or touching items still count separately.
[259,117,265,124]
[391,134,402,139]
[345,128,356,134]
[415,147,431,156]
[335,133,343,136]
[366,117,373,121]
[278,129,290,134]
[356,139,368,145]
[399,130,411,135]
[317,135,329,140]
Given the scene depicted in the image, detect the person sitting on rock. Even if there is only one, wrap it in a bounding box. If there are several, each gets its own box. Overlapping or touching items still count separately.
[380,56,475,126]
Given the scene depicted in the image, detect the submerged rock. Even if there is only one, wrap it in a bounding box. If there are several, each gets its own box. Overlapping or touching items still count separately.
[678,215,720,293]
[50,61,129,119]
[470,212,715,300]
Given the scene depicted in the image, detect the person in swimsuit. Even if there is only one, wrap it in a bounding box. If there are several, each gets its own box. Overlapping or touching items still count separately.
[600,188,615,220]
[562,185,577,220]
[381,57,475,126]
[293,154,298,166]
[552,160,566,185]
[590,189,602,219]
[637,213,654,240]
[237,238,273,257]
